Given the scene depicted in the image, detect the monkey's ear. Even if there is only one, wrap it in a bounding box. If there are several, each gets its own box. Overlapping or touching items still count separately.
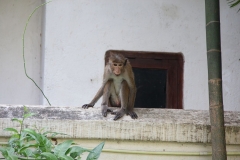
[124,58,128,66]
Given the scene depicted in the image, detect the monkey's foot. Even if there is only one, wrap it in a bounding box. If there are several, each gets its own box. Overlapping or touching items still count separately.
[112,109,126,120]
[82,104,94,109]
[127,111,138,119]
[101,105,113,117]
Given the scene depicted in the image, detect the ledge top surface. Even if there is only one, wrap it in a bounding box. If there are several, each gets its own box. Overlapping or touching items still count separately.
[1,104,239,125]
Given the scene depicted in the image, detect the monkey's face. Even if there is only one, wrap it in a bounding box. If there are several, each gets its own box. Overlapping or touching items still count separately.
[111,62,123,76]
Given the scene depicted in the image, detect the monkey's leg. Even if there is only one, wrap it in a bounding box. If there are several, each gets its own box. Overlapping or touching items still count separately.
[126,108,138,119]
[112,81,129,120]
[126,87,138,119]
[101,80,113,117]
[111,82,138,120]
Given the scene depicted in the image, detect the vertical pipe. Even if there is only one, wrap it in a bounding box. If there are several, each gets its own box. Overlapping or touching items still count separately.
[40,0,46,105]
[205,0,227,159]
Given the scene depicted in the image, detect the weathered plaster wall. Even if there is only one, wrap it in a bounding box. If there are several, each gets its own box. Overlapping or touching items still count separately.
[0,0,239,111]
[2,105,240,144]
[43,0,209,109]
[1,105,240,160]
[42,0,240,111]
[220,1,240,111]
[0,0,43,104]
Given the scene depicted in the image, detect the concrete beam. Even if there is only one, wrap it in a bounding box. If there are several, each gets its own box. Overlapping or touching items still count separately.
[0,105,240,144]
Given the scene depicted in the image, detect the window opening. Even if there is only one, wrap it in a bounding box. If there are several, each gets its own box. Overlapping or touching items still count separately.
[134,68,167,108]
[105,50,184,109]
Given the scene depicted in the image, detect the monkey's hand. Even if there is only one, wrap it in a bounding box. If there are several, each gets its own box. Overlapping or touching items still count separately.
[127,111,138,119]
[101,105,113,117]
[82,104,94,109]
[112,109,126,120]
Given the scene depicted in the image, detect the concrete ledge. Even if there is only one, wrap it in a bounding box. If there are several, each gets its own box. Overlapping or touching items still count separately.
[0,105,240,144]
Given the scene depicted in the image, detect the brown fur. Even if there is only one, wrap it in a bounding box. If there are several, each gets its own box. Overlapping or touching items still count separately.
[82,53,138,120]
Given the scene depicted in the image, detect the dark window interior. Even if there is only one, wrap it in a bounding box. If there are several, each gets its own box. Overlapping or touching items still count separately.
[134,68,167,108]
[105,50,184,109]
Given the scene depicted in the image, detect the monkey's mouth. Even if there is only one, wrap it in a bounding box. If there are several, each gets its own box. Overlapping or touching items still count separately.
[114,72,121,76]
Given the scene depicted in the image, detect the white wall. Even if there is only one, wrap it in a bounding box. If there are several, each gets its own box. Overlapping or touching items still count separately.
[0,0,43,105]
[43,0,208,109]
[220,1,240,111]
[1,0,239,111]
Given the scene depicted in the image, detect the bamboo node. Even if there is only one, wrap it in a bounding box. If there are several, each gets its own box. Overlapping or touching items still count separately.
[206,21,220,26]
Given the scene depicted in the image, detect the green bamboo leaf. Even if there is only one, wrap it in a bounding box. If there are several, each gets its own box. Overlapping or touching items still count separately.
[41,152,58,160]
[32,149,41,158]
[11,118,23,124]
[66,146,90,158]
[38,135,53,152]
[0,148,8,158]
[10,133,20,139]
[6,151,18,160]
[228,0,240,8]
[20,148,34,157]
[58,155,74,160]
[21,130,52,153]
[22,128,40,143]
[23,106,29,113]
[4,128,19,134]
[23,128,38,136]
[86,142,105,160]
[23,113,36,119]
[53,140,73,156]
[0,148,18,160]
[8,137,20,147]
[227,0,236,4]
[19,144,37,153]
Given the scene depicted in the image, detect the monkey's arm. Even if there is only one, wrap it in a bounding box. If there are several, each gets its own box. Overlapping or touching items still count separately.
[82,85,104,109]
[125,68,136,110]
[82,70,110,109]
[128,85,136,110]
[127,85,138,119]
[125,73,138,119]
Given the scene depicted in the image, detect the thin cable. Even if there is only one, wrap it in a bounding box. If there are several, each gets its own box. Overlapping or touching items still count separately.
[22,1,52,106]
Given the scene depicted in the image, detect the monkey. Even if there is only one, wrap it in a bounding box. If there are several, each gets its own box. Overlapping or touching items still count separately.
[82,53,138,120]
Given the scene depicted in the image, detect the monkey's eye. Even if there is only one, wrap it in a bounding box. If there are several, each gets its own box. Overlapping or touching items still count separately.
[113,64,117,66]
[119,64,123,67]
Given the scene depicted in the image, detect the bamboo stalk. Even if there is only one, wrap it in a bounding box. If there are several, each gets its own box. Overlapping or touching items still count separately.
[205,0,227,159]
